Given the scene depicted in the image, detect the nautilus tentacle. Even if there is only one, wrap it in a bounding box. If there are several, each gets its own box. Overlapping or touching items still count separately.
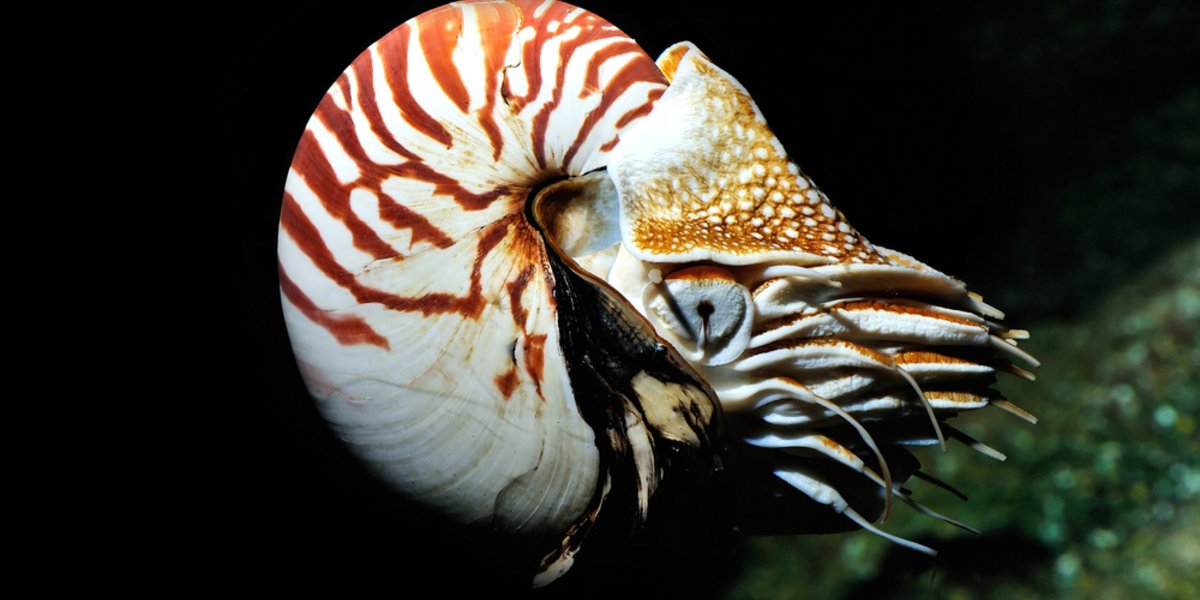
[279,0,1036,587]
[597,42,1035,535]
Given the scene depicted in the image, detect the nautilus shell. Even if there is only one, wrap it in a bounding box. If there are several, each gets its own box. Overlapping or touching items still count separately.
[279,0,1037,587]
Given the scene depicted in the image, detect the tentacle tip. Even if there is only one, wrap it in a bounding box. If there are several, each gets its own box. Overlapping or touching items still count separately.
[1013,368,1039,382]
[991,399,1039,425]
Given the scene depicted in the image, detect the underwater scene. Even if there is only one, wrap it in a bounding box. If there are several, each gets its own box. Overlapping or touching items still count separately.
[230,0,1196,597]
[727,242,1199,599]
[718,2,1199,597]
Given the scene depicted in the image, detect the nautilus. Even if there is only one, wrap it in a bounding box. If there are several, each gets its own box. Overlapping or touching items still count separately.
[278,0,1038,587]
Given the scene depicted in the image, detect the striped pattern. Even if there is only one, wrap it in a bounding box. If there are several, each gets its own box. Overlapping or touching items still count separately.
[278,0,666,542]
[278,0,1038,578]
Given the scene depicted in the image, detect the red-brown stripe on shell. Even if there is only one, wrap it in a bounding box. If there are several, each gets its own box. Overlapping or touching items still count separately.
[279,0,1036,587]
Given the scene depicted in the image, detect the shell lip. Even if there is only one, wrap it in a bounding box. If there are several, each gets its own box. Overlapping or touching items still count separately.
[526,168,736,583]
[527,169,732,415]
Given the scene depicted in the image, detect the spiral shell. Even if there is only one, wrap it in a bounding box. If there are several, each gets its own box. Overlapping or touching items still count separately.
[279,0,1036,586]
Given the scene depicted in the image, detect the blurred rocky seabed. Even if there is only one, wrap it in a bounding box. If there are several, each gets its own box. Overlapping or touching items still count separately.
[727,238,1200,599]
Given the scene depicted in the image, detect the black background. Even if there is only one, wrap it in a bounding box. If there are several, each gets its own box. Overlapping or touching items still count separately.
[225,1,1197,595]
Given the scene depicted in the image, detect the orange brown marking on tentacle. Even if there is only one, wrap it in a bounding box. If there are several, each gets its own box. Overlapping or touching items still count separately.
[925,391,987,406]
[817,435,862,464]
[667,265,738,282]
[749,337,896,365]
[892,351,976,366]
[835,300,979,325]
[753,299,981,335]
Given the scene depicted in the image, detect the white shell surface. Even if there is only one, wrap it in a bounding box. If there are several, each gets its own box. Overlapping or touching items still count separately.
[278,1,668,539]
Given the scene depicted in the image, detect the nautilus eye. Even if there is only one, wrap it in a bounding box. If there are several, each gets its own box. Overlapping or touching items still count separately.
[641,266,754,367]
[278,0,1037,587]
